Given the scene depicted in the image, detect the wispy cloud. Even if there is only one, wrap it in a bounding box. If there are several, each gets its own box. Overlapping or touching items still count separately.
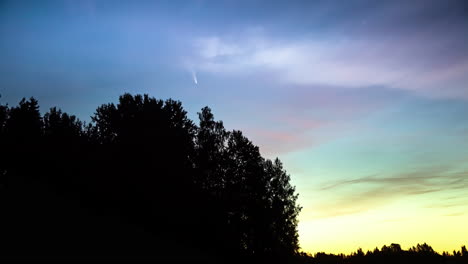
[235,85,391,156]
[307,168,468,219]
[443,212,465,217]
[194,37,243,59]
[189,29,468,99]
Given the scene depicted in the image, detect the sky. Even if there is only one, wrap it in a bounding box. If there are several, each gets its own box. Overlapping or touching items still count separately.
[1,0,468,254]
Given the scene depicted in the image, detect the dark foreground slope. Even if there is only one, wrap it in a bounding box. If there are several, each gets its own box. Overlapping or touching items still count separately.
[0,173,205,261]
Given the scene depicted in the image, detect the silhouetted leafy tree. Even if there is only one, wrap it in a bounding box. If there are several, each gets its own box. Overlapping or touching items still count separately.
[409,243,436,255]
[41,107,85,192]
[0,100,7,133]
[2,98,43,183]
[264,158,301,255]
[194,107,302,258]
[0,93,303,261]
[44,107,83,140]
[89,94,197,230]
[195,106,229,192]
[0,99,8,185]
[5,97,42,142]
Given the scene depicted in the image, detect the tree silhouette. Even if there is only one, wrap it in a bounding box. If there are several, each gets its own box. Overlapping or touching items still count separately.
[0,100,7,132]
[306,243,468,264]
[0,99,8,186]
[265,158,301,255]
[44,107,83,140]
[0,93,302,260]
[2,98,43,185]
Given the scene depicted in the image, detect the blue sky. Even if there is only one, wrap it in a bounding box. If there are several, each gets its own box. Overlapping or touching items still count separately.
[1,0,468,253]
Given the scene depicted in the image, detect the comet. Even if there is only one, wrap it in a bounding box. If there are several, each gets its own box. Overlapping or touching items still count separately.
[191,69,198,85]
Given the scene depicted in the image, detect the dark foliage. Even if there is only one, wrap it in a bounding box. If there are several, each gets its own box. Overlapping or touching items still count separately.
[295,243,468,264]
[0,94,301,261]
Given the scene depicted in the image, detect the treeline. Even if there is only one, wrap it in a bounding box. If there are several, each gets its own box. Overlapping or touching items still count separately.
[0,94,301,261]
[296,243,468,264]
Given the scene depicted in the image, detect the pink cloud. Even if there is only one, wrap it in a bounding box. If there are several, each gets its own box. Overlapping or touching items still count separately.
[239,116,324,156]
[227,84,395,157]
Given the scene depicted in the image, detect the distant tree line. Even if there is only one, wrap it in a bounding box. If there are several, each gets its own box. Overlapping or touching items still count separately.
[295,243,468,264]
[0,94,301,261]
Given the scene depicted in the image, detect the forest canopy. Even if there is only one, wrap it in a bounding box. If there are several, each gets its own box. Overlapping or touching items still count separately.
[0,94,301,260]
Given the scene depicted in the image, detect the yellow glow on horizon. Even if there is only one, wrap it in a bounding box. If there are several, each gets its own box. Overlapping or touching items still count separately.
[297,198,468,255]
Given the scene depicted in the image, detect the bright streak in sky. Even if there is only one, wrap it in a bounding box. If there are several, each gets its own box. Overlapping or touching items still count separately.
[192,69,198,85]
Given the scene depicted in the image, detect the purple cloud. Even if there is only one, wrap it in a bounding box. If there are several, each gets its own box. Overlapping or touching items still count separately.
[189,24,468,99]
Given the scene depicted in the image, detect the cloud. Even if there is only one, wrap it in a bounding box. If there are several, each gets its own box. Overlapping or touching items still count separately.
[228,83,399,156]
[443,212,465,217]
[194,37,243,59]
[307,168,468,219]
[245,126,319,156]
[189,30,468,99]
[233,85,387,156]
